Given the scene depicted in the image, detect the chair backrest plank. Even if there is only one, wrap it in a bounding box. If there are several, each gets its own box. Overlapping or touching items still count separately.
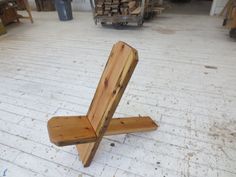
[87,41,137,134]
[76,41,138,167]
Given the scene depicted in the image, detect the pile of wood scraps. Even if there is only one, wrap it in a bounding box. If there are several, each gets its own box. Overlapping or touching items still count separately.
[96,0,141,16]
[91,0,165,26]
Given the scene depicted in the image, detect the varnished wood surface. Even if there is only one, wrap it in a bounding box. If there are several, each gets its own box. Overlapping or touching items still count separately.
[47,116,97,146]
[77,41,138,167]
[47,115,157,146]
[105,116,158,136]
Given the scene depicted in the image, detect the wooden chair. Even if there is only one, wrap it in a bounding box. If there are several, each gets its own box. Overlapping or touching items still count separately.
[47,41,158,167]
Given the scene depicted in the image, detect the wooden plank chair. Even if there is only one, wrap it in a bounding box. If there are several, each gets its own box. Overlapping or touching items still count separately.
[47,41,158,167]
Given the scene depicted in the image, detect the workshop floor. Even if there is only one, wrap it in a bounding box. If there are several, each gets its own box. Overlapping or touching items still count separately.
[0,11,235,177]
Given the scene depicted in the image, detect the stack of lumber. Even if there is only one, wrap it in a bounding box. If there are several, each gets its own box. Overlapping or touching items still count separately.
[95,0,141,16]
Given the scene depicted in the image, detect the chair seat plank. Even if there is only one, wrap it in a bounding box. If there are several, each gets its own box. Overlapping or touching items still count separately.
[48,116,157,146]
[47,116,97,146]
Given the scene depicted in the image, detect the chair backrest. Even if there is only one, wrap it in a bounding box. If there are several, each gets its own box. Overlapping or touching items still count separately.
[87,41,138,136]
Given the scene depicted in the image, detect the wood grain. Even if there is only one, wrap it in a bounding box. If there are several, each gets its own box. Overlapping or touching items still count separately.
[131,7,141,15]
[47,115,157,146]
[105,116,158,136]
[76,41,138,167]
[47,116,97,146]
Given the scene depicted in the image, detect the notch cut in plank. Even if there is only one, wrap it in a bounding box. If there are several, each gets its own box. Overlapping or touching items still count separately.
[77,41,139,167]
[47,116,97,146]
[105,116,158,136]
[48,116,157,146]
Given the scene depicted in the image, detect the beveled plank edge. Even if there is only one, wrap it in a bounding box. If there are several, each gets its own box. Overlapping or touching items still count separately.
[49,136,97,147]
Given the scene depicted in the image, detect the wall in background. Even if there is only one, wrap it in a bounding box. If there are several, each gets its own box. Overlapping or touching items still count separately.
[210,0,228,15]
[71,0,91,11]
[28,0,227,15]
[28,0,92,11]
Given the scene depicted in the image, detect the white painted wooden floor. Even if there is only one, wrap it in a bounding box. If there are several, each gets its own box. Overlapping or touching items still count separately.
[0,11,236,177]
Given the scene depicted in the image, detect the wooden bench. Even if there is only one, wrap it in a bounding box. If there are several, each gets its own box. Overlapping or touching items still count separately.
[47,41,158,167]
